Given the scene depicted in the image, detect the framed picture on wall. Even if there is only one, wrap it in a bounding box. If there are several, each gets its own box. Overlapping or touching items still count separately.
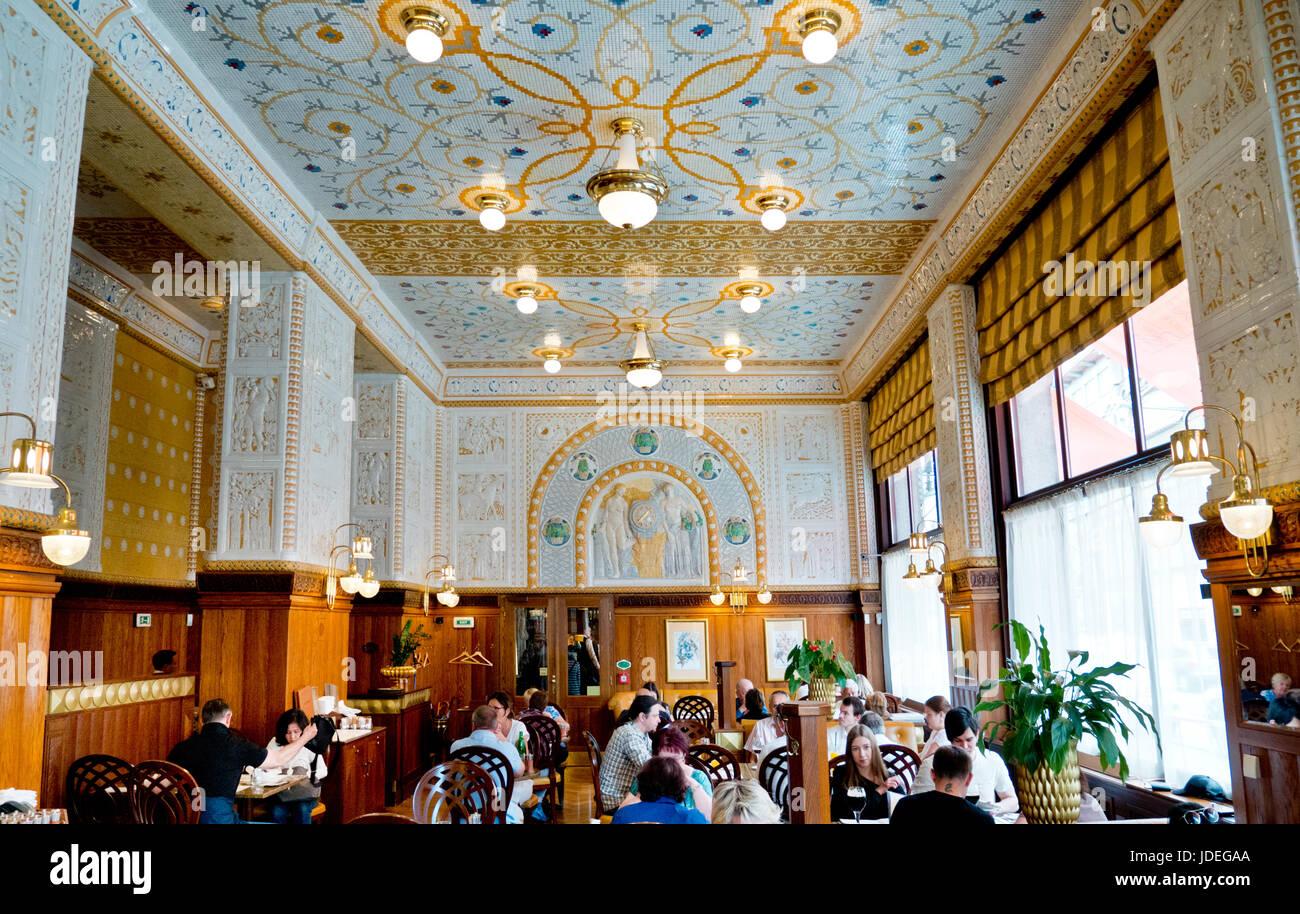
[664,618,709,682]
[764,617,806,682]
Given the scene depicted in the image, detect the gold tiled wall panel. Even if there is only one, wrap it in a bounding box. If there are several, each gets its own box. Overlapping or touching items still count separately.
[100,335,197,581]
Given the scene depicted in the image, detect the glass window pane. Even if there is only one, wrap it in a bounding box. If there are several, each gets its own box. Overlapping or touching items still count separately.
[1012,371,1064,495]
[516,606,547,695]
[1060,324,1137,476]
[888,470,910,544]
[1130,281,1200,449]
[566,607,601,697]
[908,450,939,532]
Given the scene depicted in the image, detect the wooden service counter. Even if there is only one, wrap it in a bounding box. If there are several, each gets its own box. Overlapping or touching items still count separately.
[342,689,432,805]
[320,727,387,824]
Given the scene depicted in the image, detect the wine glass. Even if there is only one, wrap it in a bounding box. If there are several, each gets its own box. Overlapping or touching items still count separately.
[845,785,867,824]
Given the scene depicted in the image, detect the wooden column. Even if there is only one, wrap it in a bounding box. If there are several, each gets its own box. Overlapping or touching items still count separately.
[715,660,737,728]
[781,700,831,824]
[945,564,1003,714]
[0,526,62,795]
[196,569,351,746]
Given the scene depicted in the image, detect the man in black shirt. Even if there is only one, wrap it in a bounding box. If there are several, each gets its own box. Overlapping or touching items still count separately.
[168,698,316,824]
[890,745,995,826]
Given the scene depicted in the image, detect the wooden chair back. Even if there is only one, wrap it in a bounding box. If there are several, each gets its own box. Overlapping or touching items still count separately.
[583,729,603,766]
[758,747,790,815]
[66,754,133,825]
[521,714,562,768]
[448,745,516,824]
[674,718,710,744]
[672,694,715,727]
[828,753,850,785]
[880,744,922,793]
[128,760,200,825]
[584,734,606,817]
[413,761,497,824]
[686,743,741,787]
[346,812,421,824]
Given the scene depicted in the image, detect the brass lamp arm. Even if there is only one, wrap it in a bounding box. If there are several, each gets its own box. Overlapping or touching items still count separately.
[0,411,37,437]
[425,553,452,574]
[1184,404,1243,439]
[48,473,73,507]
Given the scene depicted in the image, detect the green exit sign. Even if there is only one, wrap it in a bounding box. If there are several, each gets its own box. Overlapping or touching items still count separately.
[453,617,474,629]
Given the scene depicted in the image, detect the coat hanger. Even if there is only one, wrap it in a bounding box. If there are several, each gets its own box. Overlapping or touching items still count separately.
[1272,637,1291,652]
[450,646,493,667]
[1234,639,1249,651]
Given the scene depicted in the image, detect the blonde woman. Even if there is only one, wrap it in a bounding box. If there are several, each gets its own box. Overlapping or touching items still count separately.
[710,779,783,824]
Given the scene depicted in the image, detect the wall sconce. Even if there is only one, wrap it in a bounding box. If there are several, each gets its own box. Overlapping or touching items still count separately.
[710,561,754,613]
[1139,405,1272,576]
[0,411,57,488]
[423,553,458,613]
[902,534,945,593]
[326,523,378,608]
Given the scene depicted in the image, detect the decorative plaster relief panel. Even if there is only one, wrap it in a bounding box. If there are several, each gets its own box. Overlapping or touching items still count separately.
[355,516,392,580]
[780,414,834,463]
[456,530,506,583]
[357,382,393,440]
[354,449,392,509]
[234,282,284,359]
[458,415,508,461]
[229,376,281,455]
[786,528,840,583]
[226,470,275,552]
[784,473,835,522]
[458,473,506,522]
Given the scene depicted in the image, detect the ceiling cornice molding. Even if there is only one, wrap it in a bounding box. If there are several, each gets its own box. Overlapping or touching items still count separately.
[38,0,450,405]
[840,0,1184,401]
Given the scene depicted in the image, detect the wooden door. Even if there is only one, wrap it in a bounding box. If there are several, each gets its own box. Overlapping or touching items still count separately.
[553,596,613,747]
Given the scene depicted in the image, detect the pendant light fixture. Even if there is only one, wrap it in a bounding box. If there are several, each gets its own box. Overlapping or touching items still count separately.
[902,534,946,593]
[722,350,744,373]
[423,554,458,612]
[540,350,564,374]
[326,524,378,608]
[621,322,666,389]
[586,118,668,230]
[476,192,507,231]
[0,411,56,488]
[41,475,91,566]
[401,7,449,63]
[1138,404,1273,575]
[756,192,789,231]
[800,9,842,64]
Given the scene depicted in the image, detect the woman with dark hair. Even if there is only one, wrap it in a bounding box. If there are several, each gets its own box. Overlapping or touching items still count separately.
[620,724,713,817]
[830,724,902,822]
[739,688,769,721]
[488,690,529,758]
[264,708,328,824]
[610,756,708,824]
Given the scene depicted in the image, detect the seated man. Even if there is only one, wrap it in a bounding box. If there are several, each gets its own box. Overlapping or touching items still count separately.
[599,695,660,811]
[890,746,995,825]
[450,705,531,824]
[910,708,1018,815]
[863,711,900,748]
[828,695,866,758]
[168,698,316,824]
[744,690,789,757]
[734,677,757,721]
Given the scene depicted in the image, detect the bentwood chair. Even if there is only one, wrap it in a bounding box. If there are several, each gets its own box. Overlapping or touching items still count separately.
[128,760,200,825]
[674,718,710,744]
[582,730,608,819]
[66,754,134,825]
[413,761,497,824]
[346,812,420,824]
[448,744,516,824]
[520,707,570,802]
[686,743,741,787]
[521,714,562,823]
[758,747,790,819]
[672,695,715,734]
[880,744,922,793]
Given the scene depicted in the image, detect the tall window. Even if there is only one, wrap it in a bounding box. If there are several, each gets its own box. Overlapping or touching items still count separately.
[1009,281,1199,499]
[881,449,940,547]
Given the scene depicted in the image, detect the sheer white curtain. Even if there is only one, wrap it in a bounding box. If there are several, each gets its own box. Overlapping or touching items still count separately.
[882,544,951,703]
[1005,462,1228,790]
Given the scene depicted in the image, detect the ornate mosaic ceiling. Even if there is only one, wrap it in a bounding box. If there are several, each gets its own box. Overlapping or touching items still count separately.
[132,0,1078,367]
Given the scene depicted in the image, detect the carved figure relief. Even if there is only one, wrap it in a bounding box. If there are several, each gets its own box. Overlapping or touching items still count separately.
[228,471,273,552]
[458,473,505,521]
[789,531,836,580]
[457,531,506,582]
[782,415,832,462]
[235,283,282,358]
[786,473,834,520]
[357,383,392,439]
[588,475,706,585]
[230,377,279,454]
[310,389,341,460]
[459,415,506,459]
[355,449,391,507]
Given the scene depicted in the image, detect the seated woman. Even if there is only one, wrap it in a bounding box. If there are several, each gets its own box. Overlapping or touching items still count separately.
[523,688,570,773]
[620,724,712,819]
[865,691,891,720]
[610,756,708,824]
[830,724,903,822]
[265,709,327,824]
[710,779,783,824]
[739,687,769,721]
[920,695,952,759]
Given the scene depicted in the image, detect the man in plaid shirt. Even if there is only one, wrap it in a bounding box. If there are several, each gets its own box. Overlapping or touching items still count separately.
[600,695,661,810]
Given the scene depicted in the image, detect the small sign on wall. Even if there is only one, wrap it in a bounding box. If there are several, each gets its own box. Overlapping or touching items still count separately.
[134,613,152,628]
[453,616,474,629]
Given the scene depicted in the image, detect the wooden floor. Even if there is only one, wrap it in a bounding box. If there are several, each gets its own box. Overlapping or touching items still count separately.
[386,751,600,823]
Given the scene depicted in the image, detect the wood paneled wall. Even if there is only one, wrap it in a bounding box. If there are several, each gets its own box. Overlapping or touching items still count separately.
[49,581,197,682]
[41,692,191,809]
[1230,591,1300,688]
[0,529,62,794]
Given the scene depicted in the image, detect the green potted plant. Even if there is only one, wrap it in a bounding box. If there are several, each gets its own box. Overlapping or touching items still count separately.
[975,619,1159,824]
[380,620,430,691]
[784,638,855,704]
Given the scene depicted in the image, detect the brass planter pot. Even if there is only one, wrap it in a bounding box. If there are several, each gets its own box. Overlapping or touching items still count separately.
[808,677,837,704]
[1017,745,1081,824]
[380,664,417,691]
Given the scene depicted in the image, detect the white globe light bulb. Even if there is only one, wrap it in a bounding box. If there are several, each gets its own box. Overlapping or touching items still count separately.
[802,28,837,64]
[543,357,561,374]
[1139,519,1184,548]
[1220,499,1273,539]
[740,295,761,314]
[516,295,538,315]
[724,357,742,373]
[479,206,505,231]
[598,190,658,230]
[760,207,787,231]
[41,531,90,566]
[405,27,443,63]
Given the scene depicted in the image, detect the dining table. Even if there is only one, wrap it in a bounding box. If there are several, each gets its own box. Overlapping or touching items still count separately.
[235,770,310,822]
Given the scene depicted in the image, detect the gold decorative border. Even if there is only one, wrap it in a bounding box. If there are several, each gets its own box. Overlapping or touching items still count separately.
[1264,0,1300,242]
[56,568,198,589]
[526,417,767,586]
[345,687,431,714]
[47,675,195,715]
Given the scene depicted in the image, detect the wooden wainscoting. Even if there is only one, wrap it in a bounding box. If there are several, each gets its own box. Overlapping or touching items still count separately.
[50,578,198,682]
[41,675,194,809]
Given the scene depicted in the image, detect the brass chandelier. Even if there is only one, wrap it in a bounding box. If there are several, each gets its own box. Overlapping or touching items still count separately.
[586,118,668,230]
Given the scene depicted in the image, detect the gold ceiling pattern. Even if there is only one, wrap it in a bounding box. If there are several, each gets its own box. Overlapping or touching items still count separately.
[332,218,933,276]
[73,217,209,274]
